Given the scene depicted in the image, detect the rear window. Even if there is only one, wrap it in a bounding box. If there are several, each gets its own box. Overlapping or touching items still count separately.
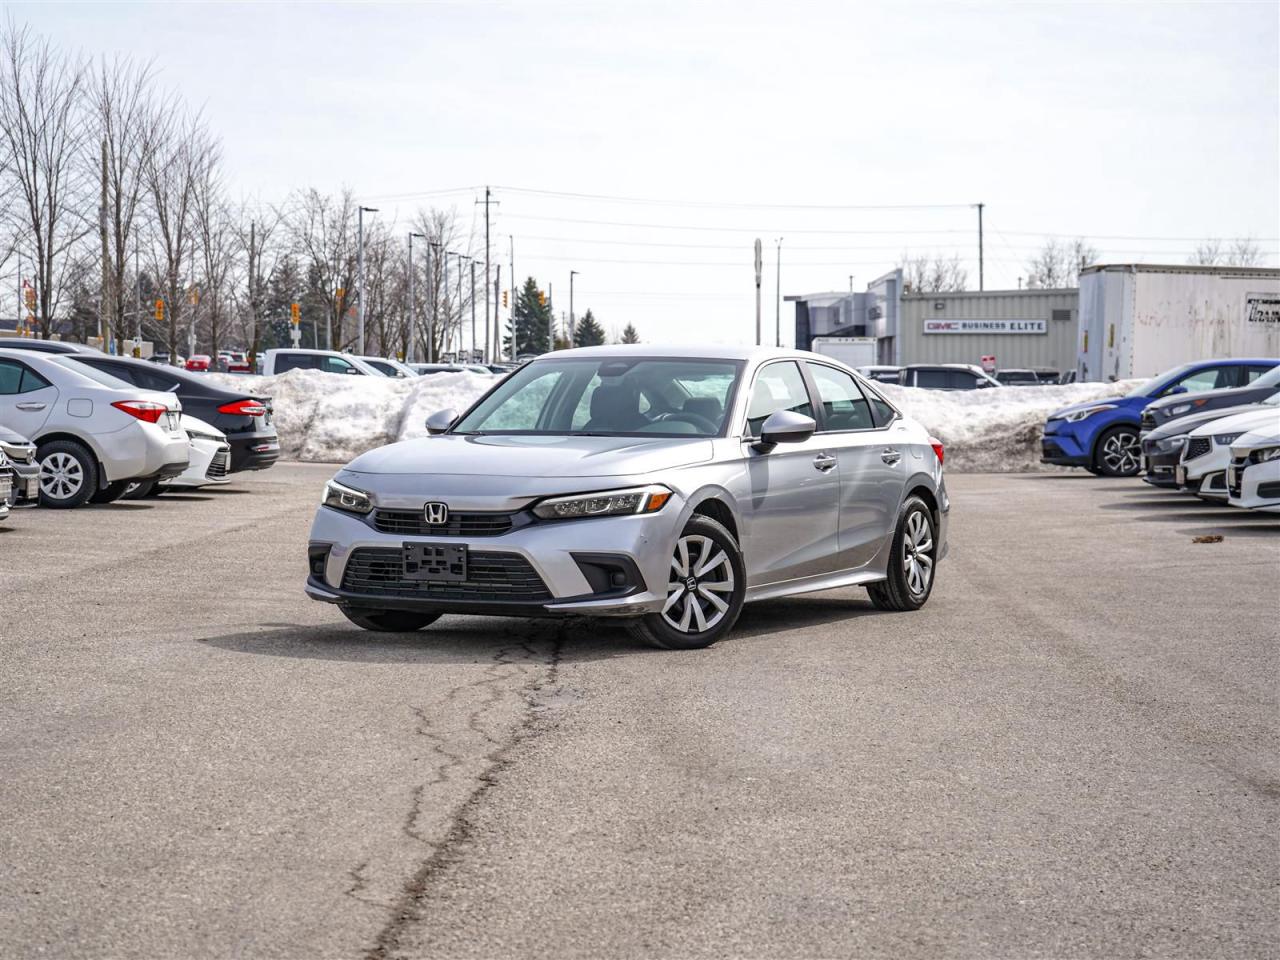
[51,357,134,390]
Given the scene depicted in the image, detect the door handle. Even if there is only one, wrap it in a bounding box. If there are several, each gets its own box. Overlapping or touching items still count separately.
[15,402,46,411]
[880,447,901,465]
[813,453,837,472]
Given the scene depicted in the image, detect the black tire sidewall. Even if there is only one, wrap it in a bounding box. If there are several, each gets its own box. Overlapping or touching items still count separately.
[90,480,131,505]
[36,440,98,509]
[635,514,746,650]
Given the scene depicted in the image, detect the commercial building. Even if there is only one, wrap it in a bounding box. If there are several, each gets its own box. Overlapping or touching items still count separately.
[790,270,1078,374]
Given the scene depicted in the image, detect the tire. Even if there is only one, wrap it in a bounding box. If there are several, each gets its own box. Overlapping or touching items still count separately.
[340,607,441,632]
[627,514,746,650]
[146,484,169,497]
[1094,425,1141,477]
[123,479,155,500]
[867,496,937,612]
[89,480,131,504]
[36,440,98,509]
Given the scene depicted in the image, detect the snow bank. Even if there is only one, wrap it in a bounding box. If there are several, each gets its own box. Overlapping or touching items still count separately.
[207,370,1142,472]
[878,380,1142,472]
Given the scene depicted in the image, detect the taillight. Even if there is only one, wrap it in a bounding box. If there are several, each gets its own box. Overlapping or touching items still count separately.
[218,399,267,417]
[112,400,167,424]
[930,437,945,465]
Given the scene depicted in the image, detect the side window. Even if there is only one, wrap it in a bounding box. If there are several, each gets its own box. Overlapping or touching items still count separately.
[321,356,357,375]
[806,363,874,431]
[95,361,142,386]
[0,359,24,394]
[746,361,813,436]
[136,368,182,392]
[276,353,316,373]
[1171,367,1228,394]
[915,369,949,389]
[20,366,51,392]
[861,385,897,427]
[1245,365,1273,384]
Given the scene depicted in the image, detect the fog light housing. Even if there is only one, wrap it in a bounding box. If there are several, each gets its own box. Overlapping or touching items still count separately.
[308,543,332,579]
[572,553,643,597]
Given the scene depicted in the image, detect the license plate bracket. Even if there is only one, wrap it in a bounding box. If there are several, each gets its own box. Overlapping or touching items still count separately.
[403,542,467,582]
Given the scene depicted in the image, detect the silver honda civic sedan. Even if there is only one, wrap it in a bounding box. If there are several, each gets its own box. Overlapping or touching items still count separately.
[306,345,949,649]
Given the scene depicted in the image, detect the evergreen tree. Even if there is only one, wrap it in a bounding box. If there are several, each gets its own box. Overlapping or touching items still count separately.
[505,277,553,355]
[620,322,640,344]
[573,308,606,347]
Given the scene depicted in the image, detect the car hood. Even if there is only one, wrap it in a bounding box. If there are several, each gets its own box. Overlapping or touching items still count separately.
[343,433,716,479]
[1146,383,1273,415]
[1188,406,1280,438]
[1049,396,1140,420]
[1145,402,1269,441]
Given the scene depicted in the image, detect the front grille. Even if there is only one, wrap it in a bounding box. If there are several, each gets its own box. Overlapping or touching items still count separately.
[372,508,516,537]
[1184,437,1211,461]
[206,448,230,480]
[341,548,551,602]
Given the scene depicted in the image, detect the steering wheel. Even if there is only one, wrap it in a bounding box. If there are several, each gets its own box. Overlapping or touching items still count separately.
[651,411,719,434]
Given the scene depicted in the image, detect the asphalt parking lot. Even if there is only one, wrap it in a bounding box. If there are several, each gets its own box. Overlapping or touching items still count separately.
[2,464,1277,959]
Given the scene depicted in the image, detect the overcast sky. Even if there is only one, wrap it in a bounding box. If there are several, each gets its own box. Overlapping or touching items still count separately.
[15,0,1279,346]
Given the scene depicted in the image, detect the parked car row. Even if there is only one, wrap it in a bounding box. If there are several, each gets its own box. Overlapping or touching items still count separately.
[855,363,1075,389]
[1040,357,1280,512]
[0,341,278,516]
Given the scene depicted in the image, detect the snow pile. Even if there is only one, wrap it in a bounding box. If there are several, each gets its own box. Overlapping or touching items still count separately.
[207,370,1142,472]
[878,380,1142,472]
[206,369,495,462]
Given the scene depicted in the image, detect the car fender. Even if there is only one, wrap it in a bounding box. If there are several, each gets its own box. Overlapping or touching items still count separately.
[674,482,744,543]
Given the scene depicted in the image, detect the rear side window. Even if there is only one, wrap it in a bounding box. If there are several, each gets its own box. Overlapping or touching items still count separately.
[275,353,317,373]
[806,363,874,431]
[0,360,52,394]
[1244,365,1274,383]
[746,361,813,436]
[914,369,950,389]
[88,360,143,386]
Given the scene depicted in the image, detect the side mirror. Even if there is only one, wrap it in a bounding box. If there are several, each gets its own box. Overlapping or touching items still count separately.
[1165,385,1188,396]
[426,408,458,435]
[754,410,816,451]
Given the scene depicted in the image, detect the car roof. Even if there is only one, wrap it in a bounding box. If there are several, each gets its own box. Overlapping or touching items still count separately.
[0,337,97,354]
[532,343,844,365]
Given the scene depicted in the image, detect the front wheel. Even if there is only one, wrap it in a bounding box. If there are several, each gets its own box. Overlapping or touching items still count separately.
[867,496,937,612]
[340,607,441,632]
[1094,425,1141,477]
[627,514,746,650]
[37,440,98,509]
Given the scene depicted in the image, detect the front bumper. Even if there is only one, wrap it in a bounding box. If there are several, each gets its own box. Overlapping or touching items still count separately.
[6,459,39,503]
[1141,439,1185,486]
[1227,457,1280,511]
[306,502,681,618]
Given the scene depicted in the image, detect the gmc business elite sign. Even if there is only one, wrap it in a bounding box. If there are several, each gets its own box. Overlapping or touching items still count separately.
[923,319,1048,334]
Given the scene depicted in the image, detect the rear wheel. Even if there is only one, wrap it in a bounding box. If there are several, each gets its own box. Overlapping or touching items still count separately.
[123,479,156,500]
[627,514,746,650]
[868,496,937,612]
[1094,425,1141,477]
[340,607,441,632]
[37,441,98,509]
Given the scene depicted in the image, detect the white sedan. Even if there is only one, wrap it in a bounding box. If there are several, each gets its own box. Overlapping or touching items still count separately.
[1177,397,1280,501]
[126,415,232,498]
[0,348,189,508]
[1226,426,1280,513]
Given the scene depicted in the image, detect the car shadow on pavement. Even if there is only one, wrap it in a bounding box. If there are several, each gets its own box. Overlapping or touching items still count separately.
[195,617,640,664]
[734,593,880,638]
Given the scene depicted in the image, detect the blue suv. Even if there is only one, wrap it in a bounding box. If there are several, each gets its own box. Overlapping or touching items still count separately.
[1041,359,1280,476]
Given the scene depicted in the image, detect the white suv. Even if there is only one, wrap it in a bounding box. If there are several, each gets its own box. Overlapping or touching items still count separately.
[0,349,189,508]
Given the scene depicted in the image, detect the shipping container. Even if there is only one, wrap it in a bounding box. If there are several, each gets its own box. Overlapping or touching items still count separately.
[810,336,878,368]
[1077,264,1280,381]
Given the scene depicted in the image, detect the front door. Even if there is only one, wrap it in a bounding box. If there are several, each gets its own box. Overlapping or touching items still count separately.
[735,360,840,585]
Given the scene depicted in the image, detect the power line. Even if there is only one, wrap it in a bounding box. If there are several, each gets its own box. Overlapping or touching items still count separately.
[491,185,972,211]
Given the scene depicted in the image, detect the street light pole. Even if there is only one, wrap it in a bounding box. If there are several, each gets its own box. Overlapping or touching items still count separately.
[357,205,378,354]
[774,237,783,347]
[508,236,515,361]
[428,240,440,362]
[407,232,426,363]
[569,270,579,346]
[469,257,477,363]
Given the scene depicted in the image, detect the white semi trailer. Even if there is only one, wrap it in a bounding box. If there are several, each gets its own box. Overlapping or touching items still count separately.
[1077,263,1280,381]
[810,336,878,369]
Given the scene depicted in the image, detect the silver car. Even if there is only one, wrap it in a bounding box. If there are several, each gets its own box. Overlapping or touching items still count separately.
[306,346,949,649]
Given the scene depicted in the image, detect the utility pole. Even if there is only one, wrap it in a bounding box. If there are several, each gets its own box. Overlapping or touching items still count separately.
[470,257,477,363]
[509,236,515,361]
[569,269,579,346]
[494,264,501,361]
[428,240,439,362]
[99,138,112,352]
[134,230,142,356]
[976,202,985,291]
[547,281,554,349]
[753,238,763,346]
[774,237,783,347]
[357,205,378,354]
[408,232,425,363]
[442,248,451,359]
[480,187,493,362]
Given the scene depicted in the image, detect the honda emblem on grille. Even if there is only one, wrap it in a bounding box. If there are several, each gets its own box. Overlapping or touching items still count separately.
[424,502,448,525]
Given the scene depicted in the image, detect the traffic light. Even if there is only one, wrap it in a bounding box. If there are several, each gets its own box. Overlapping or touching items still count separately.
[538,290,547,306]
[290,302,300,325]
[154,299,164,322]
[502,290,508,308]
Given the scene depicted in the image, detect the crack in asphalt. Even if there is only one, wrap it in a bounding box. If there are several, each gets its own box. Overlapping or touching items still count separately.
[344,860,391,910]
[362,626,567,960]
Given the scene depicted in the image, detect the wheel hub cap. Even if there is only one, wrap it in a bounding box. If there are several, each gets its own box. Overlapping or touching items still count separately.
[663,534,735,634]
[903,511,935,598]
[39,453,83,499]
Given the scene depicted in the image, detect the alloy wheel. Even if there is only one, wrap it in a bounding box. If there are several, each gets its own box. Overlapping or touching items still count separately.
[1101,430,1140,474]
[40,452,84,501]
[902,509,934,598]
[662,534,736,634]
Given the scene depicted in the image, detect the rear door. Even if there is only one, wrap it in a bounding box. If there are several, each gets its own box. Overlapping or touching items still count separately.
[0,358,58,437]
[804,362,902,568]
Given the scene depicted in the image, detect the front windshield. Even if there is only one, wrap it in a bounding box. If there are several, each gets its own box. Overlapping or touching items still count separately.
[453,356,742,437]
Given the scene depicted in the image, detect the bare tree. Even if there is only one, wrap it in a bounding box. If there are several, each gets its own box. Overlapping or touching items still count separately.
[1189,239,1223,266]
[91,53,157,351]
[900,252,967,293]
[288,187,359,350]
[192,137,234,359]
[1189,237,1264,267]
[0,22,88,337]
[145,105,203,360]
[1025,237,1098,289]
[409,206,475,360]
[1227,238,1264,267]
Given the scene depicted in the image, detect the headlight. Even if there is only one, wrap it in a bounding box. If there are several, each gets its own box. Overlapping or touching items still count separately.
[1213,432,1242,446]
[1063,404,1116,423]
[1250,446,1280,464]
[322,478,373,514]
[1168,403,1192,416]
[532,484,672,521]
